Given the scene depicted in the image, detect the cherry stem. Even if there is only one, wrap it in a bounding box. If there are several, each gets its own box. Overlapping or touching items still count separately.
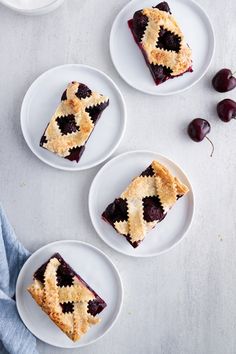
[206,136,214,157]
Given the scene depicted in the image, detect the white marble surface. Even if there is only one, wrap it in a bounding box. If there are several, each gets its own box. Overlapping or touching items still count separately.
[0,0,236,353]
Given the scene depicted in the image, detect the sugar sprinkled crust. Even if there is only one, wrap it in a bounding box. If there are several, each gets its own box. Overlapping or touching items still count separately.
[40,81,109,162]
[27,254,106,341]
[102,160,189,247]
[129,2,192,83]
[141,7,192,76]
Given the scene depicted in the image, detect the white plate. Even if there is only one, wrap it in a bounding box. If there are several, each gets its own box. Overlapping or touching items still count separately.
[21,64,126,171]
[89,151,194,257]
[110,0,215,95]
[16,240,123,348]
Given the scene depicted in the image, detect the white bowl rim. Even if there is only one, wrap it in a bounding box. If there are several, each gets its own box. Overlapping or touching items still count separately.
[0,0,63,13]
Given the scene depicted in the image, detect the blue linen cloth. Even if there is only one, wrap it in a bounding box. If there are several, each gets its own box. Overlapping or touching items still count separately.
[0,206,38,354]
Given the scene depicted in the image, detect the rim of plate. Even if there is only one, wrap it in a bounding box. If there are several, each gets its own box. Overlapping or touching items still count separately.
[0,0,63,13]
[109,0,215,96]
[16,240,124,348]
[20,64,127,171]
[89,150,195,257]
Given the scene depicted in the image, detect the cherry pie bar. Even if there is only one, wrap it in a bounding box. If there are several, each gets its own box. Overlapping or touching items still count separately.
[102,160,189,248]
[27,253,106,341]
[40,81,109,162]
[128,1,192,85]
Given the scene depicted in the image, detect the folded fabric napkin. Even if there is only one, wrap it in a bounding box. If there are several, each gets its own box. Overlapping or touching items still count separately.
[0,206,38,354]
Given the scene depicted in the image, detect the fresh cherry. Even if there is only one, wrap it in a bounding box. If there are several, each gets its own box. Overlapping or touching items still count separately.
[188,118,214,157]
[212,69,236,92]
[217,99,236,122]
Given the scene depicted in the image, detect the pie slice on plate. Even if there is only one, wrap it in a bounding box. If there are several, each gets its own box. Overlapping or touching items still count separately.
[128,1,192,85]
[40,81,109,162]
[27,253,106,341]
[102,160,189,248]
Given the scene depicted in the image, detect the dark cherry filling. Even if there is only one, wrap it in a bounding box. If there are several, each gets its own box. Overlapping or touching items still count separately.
[150,64,173,84]
[34,262,48,284]
[156,26,181,52]
[40,123,49,147]
[85,101,109,125]
[40,134,47,146]
[154,1,171,13]
[34,253,107,317]
[150,64,193,85]
[56,114,79,136]
[65,146,85,163]
[132,10,148,42]
[88,298,107,315]
[142,196,166,222]
[102,198,128,225]
[60,302,74,313]
[128,2,192,86]
[61,90,67,101]
[75,83,92,100]
[140,165,154,177]
[56,264,74,287]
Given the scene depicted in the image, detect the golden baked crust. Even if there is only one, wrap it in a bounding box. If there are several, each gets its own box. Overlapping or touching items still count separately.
[27,257,101,342]
[113,160,189,244]
[40,81,109,159]
[140,7,192,76]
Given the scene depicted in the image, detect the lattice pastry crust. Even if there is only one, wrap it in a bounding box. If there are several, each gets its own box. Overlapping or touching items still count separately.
[28,254,106,341]
[129,2,192,81]
[102,160,189,247]
[40,81,109,162]
[141,7,192,76]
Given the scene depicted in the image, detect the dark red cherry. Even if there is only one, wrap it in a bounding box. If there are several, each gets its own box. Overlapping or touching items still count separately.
[217,99,236,122]
[188,118,214,157]
[188,118,210,142]
[212,69,236,92]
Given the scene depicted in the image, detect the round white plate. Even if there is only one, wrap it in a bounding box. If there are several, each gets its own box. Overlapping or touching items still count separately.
[110,0,215,95]
[21,64,126,171]
[16,240,123,348]
[89,151,194,257]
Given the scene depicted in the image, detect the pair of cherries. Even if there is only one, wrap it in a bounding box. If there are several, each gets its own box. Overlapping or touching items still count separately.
[188,68,236,156]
